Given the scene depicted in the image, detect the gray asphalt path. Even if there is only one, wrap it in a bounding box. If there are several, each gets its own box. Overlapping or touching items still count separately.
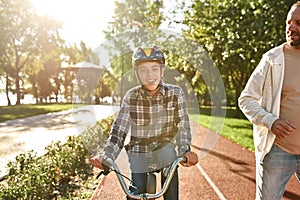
[0,105,119,178]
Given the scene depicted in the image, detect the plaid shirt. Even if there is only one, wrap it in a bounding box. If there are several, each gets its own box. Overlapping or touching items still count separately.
[104,81,191,160]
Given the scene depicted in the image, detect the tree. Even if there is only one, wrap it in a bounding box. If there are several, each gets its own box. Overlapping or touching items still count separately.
[180,0,295,115]
[0,0,62,105]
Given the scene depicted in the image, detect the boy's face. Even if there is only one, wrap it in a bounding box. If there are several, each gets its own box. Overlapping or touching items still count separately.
[136,61,164,91]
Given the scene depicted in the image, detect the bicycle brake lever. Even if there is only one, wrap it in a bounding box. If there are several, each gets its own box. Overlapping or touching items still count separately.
[96,163,110,179]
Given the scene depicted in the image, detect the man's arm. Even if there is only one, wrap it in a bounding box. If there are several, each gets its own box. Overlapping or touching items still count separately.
[238,55,278,130]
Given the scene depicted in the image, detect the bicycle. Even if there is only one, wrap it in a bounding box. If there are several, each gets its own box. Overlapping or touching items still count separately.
[96,156,187,200]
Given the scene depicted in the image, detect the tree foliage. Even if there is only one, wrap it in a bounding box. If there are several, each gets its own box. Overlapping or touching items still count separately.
[0,0,64,105]
[181,0,295,113]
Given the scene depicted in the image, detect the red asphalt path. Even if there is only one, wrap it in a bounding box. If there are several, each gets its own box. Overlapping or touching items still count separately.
[91,124,300,200]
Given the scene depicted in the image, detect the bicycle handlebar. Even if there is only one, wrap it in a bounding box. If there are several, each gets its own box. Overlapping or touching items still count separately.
[97,156,186,200]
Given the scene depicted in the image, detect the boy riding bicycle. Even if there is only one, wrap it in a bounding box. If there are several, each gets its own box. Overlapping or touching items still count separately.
[91,45,198,200]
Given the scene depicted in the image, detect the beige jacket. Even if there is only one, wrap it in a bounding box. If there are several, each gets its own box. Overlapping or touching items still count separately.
[238,44,285,162]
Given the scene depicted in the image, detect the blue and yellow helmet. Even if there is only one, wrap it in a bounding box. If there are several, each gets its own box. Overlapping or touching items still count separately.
[132,45,165,67]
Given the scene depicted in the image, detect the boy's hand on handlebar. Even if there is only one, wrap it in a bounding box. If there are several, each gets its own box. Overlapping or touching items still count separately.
[181,151,198,167]
[91,155,105,170]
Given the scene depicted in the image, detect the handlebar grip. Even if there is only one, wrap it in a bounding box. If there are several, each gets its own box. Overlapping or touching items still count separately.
[182,156,188,163]
[102,162,110,175]
[96,159,111,179]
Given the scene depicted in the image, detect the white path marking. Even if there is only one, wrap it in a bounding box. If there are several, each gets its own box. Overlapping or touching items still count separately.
[196,163,227,200]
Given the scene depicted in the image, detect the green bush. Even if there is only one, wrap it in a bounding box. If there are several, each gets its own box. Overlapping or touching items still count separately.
[97,115,115,138]
[79,115,114,156]
[0,136,93,199]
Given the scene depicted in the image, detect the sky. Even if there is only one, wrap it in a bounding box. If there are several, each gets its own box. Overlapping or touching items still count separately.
[30,0,115,49]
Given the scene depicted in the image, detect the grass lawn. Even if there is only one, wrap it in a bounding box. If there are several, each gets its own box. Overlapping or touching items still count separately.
[191,107,254,151]
[0,103,84,122]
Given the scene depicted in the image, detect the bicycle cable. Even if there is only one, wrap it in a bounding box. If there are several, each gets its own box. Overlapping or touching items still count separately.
[112,169,134,184]
[97,168,139,191]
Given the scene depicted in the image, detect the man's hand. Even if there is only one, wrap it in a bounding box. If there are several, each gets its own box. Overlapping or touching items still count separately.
[271,119,296,139]
[90,155,105,170]
[181,151,198,167]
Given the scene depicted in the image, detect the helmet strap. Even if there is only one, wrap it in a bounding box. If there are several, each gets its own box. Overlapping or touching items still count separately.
[141,83,162,96]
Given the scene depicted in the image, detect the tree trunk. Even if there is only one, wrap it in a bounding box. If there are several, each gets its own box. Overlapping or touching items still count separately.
[15,73,21,105]
[5,74,11,106]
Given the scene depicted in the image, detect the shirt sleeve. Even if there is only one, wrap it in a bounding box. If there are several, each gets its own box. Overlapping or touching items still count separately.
[238,54,278,130]
[103,93,131,160]
[175,87,192,156]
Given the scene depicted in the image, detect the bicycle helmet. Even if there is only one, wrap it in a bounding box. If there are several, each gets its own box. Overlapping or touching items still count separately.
[132,45,165,67]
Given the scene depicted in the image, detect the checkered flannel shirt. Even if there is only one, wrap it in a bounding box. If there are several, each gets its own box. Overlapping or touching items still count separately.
[103,82,191,160]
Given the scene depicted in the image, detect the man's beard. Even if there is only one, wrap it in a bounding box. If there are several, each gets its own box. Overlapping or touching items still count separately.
[288,30,300,47]
[290,39,300,47]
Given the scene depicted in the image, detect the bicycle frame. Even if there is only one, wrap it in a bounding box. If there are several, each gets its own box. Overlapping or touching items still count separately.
[99,156,186,200]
